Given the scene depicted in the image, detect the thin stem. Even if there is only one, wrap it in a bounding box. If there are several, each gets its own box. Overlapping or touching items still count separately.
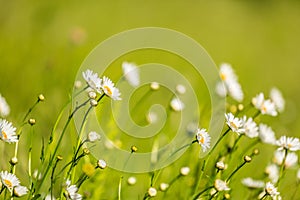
[277,148,288,186]
[226,161,247,182]
[118,176,123,200]
[36,98,89,193]
[193,127,231,194]
[165,174,181,192]
[192,186,214,200]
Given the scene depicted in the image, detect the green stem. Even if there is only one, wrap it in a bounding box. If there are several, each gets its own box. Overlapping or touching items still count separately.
[192,186,214,200]
[193,127,231,194]
[226,161,247,182]
[277,148,288,186]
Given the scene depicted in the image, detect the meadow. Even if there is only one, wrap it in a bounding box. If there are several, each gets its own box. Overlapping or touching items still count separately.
[1,1,300,199]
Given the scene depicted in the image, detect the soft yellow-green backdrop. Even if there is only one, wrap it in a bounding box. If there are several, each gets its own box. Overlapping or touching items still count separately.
[1,1,300,199]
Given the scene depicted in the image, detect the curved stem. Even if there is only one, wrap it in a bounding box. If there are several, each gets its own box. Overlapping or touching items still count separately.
[192,186,214,200]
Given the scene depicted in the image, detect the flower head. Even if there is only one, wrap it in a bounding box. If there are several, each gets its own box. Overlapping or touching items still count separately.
[276,136,300,152]
[0,119,18,143]
[14,185,28,197]
[0,171,20,191]
[101,76,121,100]
[122,61,140,87]
[65,180,82,200]
[0,94,10,117]
[214,179,230,191]
[170,97,185,112]
[148,187,157,197]
[176,84,186,94]
[270,87,285,113]
[252,93,277,116]
[195,128,211,152]
[241,177,265,189]
[225,113,245,134]
[218,63,244,102]
[264,182,280,198]
[82,69,102,94]
[97,159,107,169]
[242,116,259,138]
[259,124,277,145]
[160,183,169,191]
[127,176,137,185]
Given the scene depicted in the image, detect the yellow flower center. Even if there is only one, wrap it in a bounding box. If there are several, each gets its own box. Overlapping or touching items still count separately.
[1,131,7,140]
[4,179,12,188]
[104,85,112,96]
[199,135,204,144]
[261,105,267,113]
[230,121,238,130]
[220,73,226,81]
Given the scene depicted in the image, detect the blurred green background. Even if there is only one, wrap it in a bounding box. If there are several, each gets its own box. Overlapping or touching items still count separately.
[1,0,300,199]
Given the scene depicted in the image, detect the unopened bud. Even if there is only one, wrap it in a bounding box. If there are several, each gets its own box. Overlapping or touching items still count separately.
[131,145,138,153]
[244,156,252,163]
[90,99,98,107]
[38,94,45,102]
[10,157,18,165]
[28,118,36,125]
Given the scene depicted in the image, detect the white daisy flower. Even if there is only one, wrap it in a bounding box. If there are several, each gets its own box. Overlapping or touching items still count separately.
[0,171,20,191]
[195,128,211,152]
[82,69,102,94]
[252,93,277,116]
[241,177,265,189]
[170,97,185,112]
[122,61,140,87]
[65,180,82,200]
[148,187,157,197]
[87,131,101,143]
[225,113,245,134]
[0,94,10,117]
[215,81,227,98]
[265,164,279,184]
[180,167,190,176]
[276,136,300,152]
[242,116,259,138]
[176,84,186,94]
[101,76,121,100]
[14,185,28,197]
[259,124,277,145]
[0,119,18,143]
[127,176,137,185]
[270,87,285,113]
[273,151,298,169]
[264,182,280,198]
[214,179,230,191]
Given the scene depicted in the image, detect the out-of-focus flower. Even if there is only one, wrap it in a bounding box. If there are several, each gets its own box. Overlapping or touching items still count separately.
[180,167,190,176]
[127,176,137,185]
[170,97,185,112]
[176,84,186,94]
[241,177,265,189]
[65,180,82,200]
[214,179,230,191]
[242,116,259,138]
[265,164,279,184]
[122,62,140,87]
[13,185,28,197]
[252,93,277,116]
[87,131,101,143]
[259,124,277,145]
[270,87,285,113]
[273,151,298,169]
[148,187,157,197]
[0,94,10,117]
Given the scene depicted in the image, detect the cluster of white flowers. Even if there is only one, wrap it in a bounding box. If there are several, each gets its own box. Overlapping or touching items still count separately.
[216,63,244,102]
[0,171,28,197]
[82,69,121,100]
